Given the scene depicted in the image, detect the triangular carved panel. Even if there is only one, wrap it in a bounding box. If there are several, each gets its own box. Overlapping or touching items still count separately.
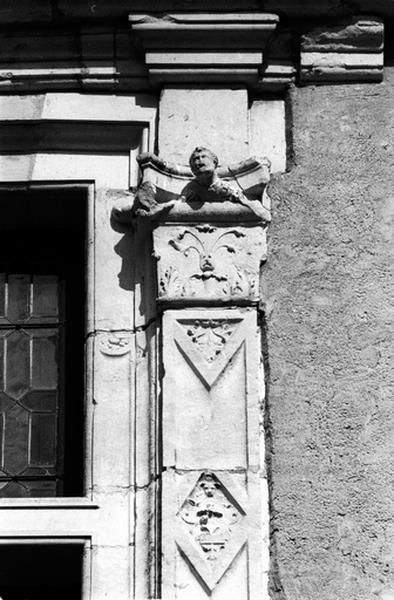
[174,318,244,389]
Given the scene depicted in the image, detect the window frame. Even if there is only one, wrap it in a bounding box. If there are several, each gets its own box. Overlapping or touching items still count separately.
[0,92,156,600]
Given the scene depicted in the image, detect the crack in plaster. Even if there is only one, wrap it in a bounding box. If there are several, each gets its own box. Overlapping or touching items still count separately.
[86,317,159,340]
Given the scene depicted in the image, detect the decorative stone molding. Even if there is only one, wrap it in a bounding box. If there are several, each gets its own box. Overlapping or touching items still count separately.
[129,12,281,90]
[114,146,271,305]
[0,26,149,92]
[162,309,266,598]
[176,471,248,591]
[154,223,266,304]
[0,13,384,93]
[259,31,296,91]
[131,150,271,223]
[98,333,132,356]
[112,147,270,596]
[300,17,384,83]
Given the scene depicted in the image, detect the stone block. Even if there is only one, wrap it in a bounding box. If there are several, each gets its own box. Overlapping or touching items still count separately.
[158,88,249,164]
[301,17,384,83]
[153,223,267,305]
[132,323,160,598]
[94,189,135,332]
[162,469,267,599]
[90,544,131,600]
[91,332,133,491]
[0,152,130,189]
[249,100,286,173]
[0,93,157,125]
[302,18,383,52]
[162,308,262,471]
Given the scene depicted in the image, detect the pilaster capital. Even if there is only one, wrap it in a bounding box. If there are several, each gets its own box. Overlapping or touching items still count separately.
[126,148,271,306]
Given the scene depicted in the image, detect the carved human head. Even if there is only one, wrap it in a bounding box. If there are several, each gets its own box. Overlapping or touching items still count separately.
[189,147,219,177]
[200,474,218,498]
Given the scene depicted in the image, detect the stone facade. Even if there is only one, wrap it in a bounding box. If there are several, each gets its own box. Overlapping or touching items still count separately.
[0,2,393,600]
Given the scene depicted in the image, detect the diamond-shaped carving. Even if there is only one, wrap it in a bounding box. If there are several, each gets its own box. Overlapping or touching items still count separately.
[179,472,242,559]
[176,472,248,592]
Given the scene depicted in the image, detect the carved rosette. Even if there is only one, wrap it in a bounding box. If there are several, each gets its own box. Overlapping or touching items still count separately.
[99,333,132,356]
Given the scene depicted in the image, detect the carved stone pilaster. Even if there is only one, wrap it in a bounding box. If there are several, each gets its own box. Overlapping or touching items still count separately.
[114,146,270,598]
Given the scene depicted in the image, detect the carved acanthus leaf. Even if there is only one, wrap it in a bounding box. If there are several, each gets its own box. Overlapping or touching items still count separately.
[181,320,238,363]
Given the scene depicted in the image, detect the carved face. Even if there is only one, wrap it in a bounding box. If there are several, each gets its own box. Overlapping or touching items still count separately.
[200,478,218,497]
[190,149,217,176]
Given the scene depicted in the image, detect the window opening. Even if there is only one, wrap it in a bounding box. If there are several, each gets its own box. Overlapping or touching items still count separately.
[0,542,83,600]
[0,188,86,497]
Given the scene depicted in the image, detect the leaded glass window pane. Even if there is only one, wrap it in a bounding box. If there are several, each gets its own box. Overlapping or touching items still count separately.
[0,272,63,497]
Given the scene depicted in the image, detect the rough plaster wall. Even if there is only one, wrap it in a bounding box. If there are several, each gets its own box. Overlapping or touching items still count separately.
[264,71,394,599]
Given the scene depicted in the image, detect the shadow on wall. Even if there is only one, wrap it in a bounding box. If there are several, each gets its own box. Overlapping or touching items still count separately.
[111,204,156,320]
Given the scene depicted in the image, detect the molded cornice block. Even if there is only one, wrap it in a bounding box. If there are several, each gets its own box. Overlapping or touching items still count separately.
[0,27,149,92]
[129,13,279,48]
[300,17,384,83]
[129,12,282,88]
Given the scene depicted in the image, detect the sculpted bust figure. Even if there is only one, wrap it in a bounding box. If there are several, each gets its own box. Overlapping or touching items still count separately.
[124,146,270,221]
[183,147,270,220]
[184,146,248,204]
[188,147,220,188]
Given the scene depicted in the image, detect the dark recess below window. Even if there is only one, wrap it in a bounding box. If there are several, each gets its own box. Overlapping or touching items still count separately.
[0,543,83,600]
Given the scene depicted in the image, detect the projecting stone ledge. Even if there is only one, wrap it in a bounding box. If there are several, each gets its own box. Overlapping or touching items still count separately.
[301,17,384,83]
[129,12,292,91]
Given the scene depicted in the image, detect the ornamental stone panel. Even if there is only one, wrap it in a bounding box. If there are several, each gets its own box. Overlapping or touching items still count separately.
[113,143,271,598]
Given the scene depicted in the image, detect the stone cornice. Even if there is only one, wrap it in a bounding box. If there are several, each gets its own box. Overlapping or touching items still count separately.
[130,12,384,89]
[2,1,394,22]
[0,13,385,93]
[129,12,283,90]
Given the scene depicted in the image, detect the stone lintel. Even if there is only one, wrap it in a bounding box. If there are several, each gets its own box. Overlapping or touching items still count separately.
[301,17,384,83]
[129,12,279,88]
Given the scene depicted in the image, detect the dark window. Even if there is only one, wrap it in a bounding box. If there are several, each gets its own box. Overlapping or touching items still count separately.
[0,543,83,599]
[0,187,86,496]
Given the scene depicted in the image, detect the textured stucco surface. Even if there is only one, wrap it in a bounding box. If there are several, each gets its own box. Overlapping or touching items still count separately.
[264,71,394,599]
